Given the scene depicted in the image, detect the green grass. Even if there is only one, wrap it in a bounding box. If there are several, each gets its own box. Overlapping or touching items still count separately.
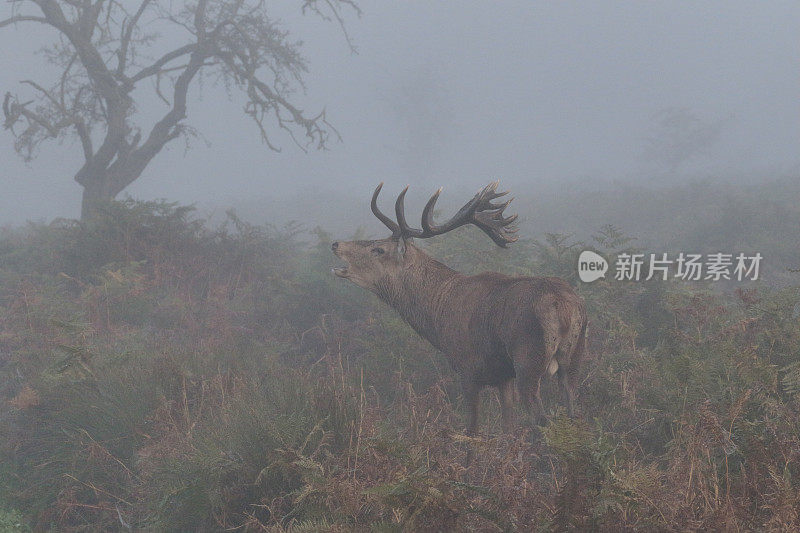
[0,199,798,531]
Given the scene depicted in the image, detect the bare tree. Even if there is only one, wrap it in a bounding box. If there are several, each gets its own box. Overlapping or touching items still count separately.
[641,107,731,176]
[1,0,359,219]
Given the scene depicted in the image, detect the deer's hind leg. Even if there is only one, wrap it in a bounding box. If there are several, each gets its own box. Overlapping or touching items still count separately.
[555,315,586,419]
[556,364,575,418]
[511,336,555,427]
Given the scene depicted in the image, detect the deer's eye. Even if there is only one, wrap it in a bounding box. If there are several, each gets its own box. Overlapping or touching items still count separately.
[371,247,385,256]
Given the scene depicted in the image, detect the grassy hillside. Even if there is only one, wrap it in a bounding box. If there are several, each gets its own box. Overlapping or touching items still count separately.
[0,197,799,531]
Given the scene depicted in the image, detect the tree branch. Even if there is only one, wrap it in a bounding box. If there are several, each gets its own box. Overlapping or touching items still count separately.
[194,0,209,38]
[116,0,153,76]
[106,45,209,196]
[220,53,331,150]
[37,0,133,184]
[128,44,197,84]
[30,0,72,33]
[75,119,93,162]
[303,0,361,54]
[0,15,49,29]
[20,80,60,109]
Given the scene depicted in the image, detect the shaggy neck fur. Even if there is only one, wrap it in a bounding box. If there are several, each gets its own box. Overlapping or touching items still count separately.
[373,244,460,350]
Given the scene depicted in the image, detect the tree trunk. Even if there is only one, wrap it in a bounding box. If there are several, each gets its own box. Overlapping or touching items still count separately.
[79,176,116,221]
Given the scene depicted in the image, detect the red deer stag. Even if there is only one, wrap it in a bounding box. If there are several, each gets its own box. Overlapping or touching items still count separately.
[331,182,587,434]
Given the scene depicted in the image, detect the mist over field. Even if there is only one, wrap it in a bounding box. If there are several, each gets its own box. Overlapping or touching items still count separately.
[1,1,799,531]
[1,1,799,225]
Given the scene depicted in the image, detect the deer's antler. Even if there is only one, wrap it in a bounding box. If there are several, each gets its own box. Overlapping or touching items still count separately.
[371,182,401,238]
[371,181,519,247]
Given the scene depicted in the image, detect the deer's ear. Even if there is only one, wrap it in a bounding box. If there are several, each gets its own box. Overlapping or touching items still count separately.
[396,238,407,256]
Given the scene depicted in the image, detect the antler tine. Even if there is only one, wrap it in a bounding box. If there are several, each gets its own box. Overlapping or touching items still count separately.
[421,187,442,234]
[394,186,409,233]
[394,186,424,238]
[371,183,401,237]
[490,190,510,202]
[470,181,519,247]
[473,206,519,247]
[503,213,519,225]
[486,196,513,212]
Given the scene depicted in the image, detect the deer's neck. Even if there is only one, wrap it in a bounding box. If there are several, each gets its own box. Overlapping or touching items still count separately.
[375,248,460,350]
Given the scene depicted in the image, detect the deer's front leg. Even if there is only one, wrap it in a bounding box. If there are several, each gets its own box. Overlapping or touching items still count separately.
[498,379,517,433]
[462,378,482,467]
[462,378,481,435]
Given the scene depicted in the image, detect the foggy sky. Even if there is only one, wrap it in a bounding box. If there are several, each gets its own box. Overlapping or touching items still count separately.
[1,1,798,225]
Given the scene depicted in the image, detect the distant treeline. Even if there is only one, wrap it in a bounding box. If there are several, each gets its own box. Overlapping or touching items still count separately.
[229,176,800,284]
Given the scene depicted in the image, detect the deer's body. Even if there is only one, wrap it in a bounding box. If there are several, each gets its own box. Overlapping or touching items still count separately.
[332,182,587,434]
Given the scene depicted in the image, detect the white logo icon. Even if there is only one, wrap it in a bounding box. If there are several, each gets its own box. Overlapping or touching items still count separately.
[578,250,608,282]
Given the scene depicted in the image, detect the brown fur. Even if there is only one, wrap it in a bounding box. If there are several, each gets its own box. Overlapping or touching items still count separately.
[332,238,587,434]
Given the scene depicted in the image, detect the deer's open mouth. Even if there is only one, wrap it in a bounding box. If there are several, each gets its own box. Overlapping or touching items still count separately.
[331,255,350,277]
[330,245,351,278]
[331,266,349,278]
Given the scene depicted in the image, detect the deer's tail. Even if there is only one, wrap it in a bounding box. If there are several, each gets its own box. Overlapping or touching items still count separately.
[563,314,588,387]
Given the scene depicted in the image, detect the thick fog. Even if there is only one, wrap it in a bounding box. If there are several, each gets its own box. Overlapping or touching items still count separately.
[1,1,798,226]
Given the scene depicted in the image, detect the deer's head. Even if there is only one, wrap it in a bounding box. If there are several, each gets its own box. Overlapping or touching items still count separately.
[331,182,518,292]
